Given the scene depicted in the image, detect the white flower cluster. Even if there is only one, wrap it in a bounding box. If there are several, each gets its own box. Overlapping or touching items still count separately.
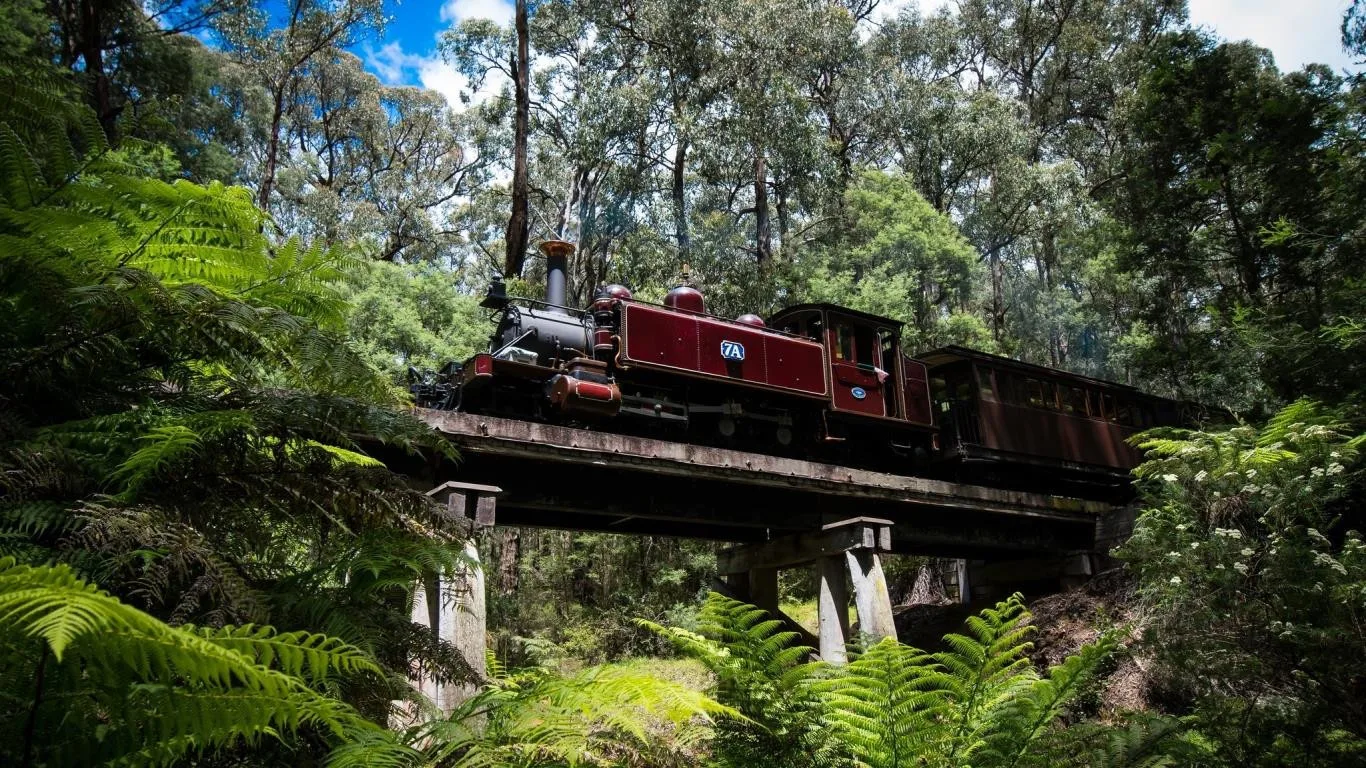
[1214,528,1243,540]
[1314,552,1348,576]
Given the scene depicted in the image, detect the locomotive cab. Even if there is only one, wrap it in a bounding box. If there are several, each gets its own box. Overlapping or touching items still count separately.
[771,304,933,429]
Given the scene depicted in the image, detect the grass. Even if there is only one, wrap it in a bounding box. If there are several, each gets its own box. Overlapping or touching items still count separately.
[607,656,715,692]
[781,598,855,636]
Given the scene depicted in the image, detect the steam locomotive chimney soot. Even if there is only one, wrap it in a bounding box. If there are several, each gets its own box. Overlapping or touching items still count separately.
[539,240,574,311]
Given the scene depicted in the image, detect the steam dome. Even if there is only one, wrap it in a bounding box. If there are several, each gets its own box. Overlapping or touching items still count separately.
[664,285,706,314]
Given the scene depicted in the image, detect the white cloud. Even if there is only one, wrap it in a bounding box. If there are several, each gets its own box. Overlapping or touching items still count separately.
[872,0,1358,73]
[363,0,517,111]
[1188,0,1358,73]
[440,0,514,25]
[367,41,420,84]
[418,58,473,108]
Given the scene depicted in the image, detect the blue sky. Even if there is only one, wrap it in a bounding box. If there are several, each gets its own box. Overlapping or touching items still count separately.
[361,0,1361,108]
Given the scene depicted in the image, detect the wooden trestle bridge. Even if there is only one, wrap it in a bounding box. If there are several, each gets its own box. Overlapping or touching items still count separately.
[399,409,1132,705]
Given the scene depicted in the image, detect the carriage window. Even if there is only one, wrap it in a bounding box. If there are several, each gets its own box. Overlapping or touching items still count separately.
[1063,386,1089,415]
[1100,393,1116,421]
[976,367,996,400]
[1025,378,1045,408]
[1040,381,1059,410]
[1114,400,1135,427]
[1000,374,1025,406]
[930,376,948,412]
[855,326,876,364]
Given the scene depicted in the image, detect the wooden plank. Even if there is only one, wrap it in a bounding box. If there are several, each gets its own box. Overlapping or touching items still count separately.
[474,495,497,528]
[847,551,896,640]
[818,555,850,664]
[717,523,888,574]
[821,516,894,530]
[749,567,778,612]
[419,410,1111,522]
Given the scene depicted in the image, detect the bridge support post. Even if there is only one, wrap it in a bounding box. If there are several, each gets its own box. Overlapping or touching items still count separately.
[749,567,779,613]
[846,550,896,640]
[408,543,486,713]
[404,482,501,716]
[717,517,894,664]
[817,555,850,664]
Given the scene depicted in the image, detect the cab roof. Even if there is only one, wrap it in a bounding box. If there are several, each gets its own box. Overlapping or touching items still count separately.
[769,303,905,330]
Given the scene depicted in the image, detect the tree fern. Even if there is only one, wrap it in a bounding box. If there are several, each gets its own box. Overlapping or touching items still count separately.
[936,595,1040,765]
[662,593,1187,768]
[0,558,411,767]
[816,637,946,767]
[645,593,843,768]
[0,58,471,763]
[414,659,734,768]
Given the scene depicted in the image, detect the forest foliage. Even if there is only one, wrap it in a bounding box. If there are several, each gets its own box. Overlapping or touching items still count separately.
[1,0,1365,766]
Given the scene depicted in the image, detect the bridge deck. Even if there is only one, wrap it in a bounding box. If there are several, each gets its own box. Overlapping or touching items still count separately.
[416,410,1114,558]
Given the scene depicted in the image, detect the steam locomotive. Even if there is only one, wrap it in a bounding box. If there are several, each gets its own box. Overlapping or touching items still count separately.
[412,241,1189,495]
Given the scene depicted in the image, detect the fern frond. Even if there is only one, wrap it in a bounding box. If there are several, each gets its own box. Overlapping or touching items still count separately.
[416,661,734,767]
[0,558,400,766]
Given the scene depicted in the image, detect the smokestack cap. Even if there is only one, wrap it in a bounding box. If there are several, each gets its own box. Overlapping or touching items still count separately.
[538,240,576,259]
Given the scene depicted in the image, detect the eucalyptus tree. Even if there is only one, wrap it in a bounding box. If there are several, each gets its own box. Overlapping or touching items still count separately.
[264,50,491,263]
[590,0,728,260]
[691,0,841,265]
[217,0,385,212]
[1105,32,1361,404]
[517,0,661,302]
[803,170,987,350]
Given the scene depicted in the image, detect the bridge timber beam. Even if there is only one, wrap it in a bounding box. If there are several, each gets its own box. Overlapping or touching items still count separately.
[414,410,1115,559]
[718,517,898,663]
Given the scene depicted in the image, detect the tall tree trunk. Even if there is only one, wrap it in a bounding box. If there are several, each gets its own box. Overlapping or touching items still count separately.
[775,174,790,257]
[504,0,532,278]
[753,147,771,265]
[77,0,115,139]
[1221,174,1261,303]
[497,529,520,597]
[672,136,689,258]
[990,247,1005,343]
[258,90,286,211]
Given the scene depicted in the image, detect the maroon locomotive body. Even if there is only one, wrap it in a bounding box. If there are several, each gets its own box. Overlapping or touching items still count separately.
[416,240,1189,494]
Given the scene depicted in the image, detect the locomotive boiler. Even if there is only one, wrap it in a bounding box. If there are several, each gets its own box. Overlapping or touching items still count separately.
[414,240,1195,494]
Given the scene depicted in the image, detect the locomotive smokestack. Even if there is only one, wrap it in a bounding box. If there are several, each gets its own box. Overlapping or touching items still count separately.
[539,240,574,310]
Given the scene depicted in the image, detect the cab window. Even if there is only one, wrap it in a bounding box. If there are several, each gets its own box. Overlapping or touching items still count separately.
[836,325,854,360]
[833,322,877,365]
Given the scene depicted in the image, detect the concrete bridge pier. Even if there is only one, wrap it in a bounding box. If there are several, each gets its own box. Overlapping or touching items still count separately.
[718,517,898,664]
[404,482,500,716]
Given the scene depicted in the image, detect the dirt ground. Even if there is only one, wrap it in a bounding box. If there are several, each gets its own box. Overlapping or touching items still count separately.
[893,566,1153,717]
